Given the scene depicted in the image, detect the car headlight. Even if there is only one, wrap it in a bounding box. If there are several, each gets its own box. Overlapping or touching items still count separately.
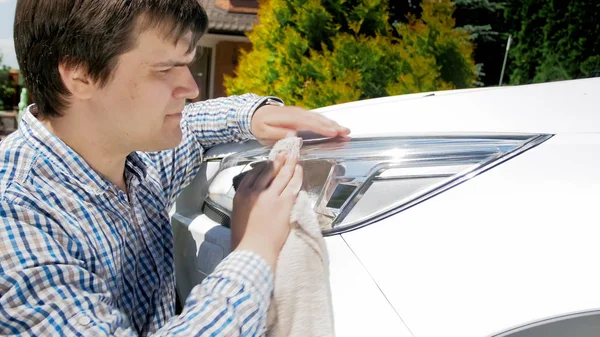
[204,134,551,235]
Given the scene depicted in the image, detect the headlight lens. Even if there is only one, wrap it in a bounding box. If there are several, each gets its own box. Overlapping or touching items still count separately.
[206,134,550,235]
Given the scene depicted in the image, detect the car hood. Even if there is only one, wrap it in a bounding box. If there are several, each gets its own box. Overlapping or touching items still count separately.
[316,78,600,136]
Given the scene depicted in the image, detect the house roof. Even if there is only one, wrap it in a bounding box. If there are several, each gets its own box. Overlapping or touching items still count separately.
[200,0,259,35]
[8,70,19,84]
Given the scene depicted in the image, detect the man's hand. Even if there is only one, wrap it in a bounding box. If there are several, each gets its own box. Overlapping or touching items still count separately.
[251,105,351,145]
[230,152,303,270]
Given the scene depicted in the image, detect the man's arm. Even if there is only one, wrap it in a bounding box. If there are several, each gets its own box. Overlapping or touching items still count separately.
[0,201,273,336]
[182,94,280,148]
[145,94,279,208]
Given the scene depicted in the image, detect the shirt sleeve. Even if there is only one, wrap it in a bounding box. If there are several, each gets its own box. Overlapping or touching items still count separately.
[0,201,274,337]
[145,94,282,208]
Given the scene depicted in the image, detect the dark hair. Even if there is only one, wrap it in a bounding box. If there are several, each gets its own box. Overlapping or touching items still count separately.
[14,0,208,118]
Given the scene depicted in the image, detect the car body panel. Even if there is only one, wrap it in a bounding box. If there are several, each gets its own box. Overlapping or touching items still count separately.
[173,78,600,336]
[305,235,412,337]
[172,210,412,337]
[171,152,412,336]
[341,133,600,336]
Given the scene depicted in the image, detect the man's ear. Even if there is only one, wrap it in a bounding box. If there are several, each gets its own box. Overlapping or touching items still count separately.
[58,63,96,100]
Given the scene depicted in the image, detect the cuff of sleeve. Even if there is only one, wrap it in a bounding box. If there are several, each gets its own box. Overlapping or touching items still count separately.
[213,250,275,299]
[238,96,285,140]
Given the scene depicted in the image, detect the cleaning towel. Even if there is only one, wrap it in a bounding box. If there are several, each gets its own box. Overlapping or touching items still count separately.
[265,137,335,337]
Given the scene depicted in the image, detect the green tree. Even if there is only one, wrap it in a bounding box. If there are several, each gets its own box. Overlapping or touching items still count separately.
[390,0,478,93]
[388,0,509,86]
[0,54,17,110]
[506,0,600,84]
[225,0,476,108]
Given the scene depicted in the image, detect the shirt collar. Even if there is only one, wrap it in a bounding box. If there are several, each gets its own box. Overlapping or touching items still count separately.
[20,105,148,194]
[126,152,148,184]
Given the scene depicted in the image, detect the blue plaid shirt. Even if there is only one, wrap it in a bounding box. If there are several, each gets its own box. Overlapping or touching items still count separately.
[0,94,276,336]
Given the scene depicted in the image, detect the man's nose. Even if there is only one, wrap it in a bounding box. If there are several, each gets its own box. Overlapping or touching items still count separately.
[174,67,200,100]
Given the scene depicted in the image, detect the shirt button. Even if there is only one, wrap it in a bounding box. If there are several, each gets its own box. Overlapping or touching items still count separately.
[77,315,91,326]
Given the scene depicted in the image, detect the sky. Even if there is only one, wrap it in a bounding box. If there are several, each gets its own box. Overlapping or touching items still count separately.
[0,0,18,69]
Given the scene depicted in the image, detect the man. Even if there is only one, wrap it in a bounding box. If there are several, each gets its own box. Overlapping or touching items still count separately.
[0,0,350,336]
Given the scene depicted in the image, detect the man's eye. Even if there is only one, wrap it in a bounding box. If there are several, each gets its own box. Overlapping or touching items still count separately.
[159,68,172,74]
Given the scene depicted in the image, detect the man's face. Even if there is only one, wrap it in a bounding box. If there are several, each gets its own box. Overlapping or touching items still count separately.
[90,28,199,153]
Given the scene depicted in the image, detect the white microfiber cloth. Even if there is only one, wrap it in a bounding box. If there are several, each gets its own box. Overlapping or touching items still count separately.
[265,137,335,337]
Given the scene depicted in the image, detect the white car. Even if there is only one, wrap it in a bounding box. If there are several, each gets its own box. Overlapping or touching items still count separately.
[172,78,600,337]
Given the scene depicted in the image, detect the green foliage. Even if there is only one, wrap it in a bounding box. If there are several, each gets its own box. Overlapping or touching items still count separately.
[453,0,508,86]
[506,0,600,84]
[532,54,571,83]
[388,0,509,86]
[580,55,600,78]
[225,0,476,108]
[0,54,17,110]
[390,0,478,94]
[371,0,600,86]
